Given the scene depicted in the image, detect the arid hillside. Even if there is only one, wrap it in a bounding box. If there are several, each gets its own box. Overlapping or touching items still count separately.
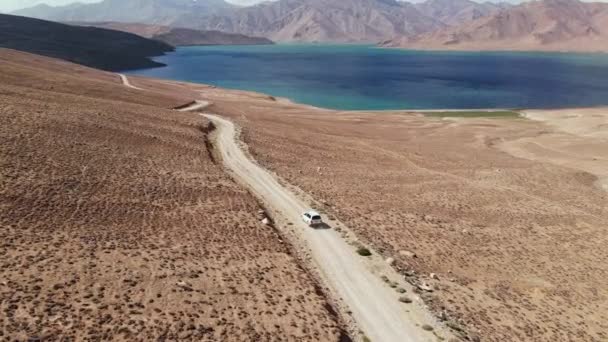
[414,0,507,26]
[191,86,608,341]
[16,0,445,43]
[0,14,173,71]
[382,0,608,52]
[0,49,346,341]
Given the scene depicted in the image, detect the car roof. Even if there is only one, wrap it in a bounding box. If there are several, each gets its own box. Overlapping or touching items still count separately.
[305,210,321,216]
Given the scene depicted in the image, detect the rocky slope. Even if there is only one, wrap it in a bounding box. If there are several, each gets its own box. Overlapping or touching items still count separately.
[382,0,608,52]
[414,0,509,26]
[14,0,235,26]
[193,0,444,42]
[0,14,173,71]
[16,0,445,43]
[73,22,274,46]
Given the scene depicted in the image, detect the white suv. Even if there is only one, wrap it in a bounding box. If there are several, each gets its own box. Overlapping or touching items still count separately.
[302,210,323,227]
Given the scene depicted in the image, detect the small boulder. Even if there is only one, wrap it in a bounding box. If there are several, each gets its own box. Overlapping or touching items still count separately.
[385,257,395,265]
[398,296,413,304]
[399,250,417,258]
[417,282,433,292]
[261,218,270,226]
[176,280,193,291]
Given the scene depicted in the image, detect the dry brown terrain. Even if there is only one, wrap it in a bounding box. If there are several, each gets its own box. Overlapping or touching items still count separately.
[0,49,346,341]
[382,0,608,53]
[191,86,608,341]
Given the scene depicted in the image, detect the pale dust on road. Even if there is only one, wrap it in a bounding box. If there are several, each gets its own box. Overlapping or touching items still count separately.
[203,113,446,342]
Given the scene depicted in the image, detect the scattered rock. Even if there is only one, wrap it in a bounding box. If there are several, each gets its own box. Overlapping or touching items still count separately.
[468,333,481,342]
[176,280,193,291]
[417,283,433,292]
[421,324,434,331]
[399,250,417,258]
[356,247,372,257]
[398,296,413,304]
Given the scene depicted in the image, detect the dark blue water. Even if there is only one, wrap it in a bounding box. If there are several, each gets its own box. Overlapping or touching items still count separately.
[129,44,608,110]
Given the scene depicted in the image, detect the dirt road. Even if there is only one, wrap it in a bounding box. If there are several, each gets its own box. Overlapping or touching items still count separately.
[176,100,210,112]
[118,73,143,90]
[203,113,442,342]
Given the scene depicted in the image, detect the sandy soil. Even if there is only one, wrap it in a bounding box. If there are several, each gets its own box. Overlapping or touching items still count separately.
[0,50,346,341]
[500,108,608,192]
[192,87,608,341]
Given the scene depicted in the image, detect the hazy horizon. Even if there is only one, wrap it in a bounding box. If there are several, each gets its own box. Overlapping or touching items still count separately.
[4,0,598,15]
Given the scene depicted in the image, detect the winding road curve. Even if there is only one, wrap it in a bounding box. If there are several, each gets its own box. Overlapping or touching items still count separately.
[176,101,210,112]
[203,113,434,342]
[118,73,143,90]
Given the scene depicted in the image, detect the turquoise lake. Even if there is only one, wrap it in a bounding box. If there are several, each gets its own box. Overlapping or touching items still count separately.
[129,44,608,110]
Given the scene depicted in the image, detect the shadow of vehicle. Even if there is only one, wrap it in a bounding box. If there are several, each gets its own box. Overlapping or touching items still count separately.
[310,222,332,230]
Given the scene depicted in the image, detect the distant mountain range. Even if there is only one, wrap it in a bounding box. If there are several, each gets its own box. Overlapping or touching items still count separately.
[71,22,274,46]
[382,0,608,52]
[414,0,509,26]
[14,0,235,25]
[190,0,446,42]
[13,0,608,52]
[0,14,172,71]
[13,0,506,43]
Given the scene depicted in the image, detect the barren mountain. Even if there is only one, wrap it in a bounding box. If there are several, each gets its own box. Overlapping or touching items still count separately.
[72,22,274,46]
[414,0,509,26]
[186,0,445,42]
[16,0,444,43]
[14,0,235,26]
[383,0,608,52]
[0,14,172,71]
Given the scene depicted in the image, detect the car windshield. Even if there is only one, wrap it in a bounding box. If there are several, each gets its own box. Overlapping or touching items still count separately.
[311,215,321,220]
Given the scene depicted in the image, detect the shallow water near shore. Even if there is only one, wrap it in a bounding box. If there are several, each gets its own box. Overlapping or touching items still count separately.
[129,44,608,110]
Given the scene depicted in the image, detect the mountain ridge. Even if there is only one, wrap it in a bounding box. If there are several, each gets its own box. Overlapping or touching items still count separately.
[13,0,484,42]
[71,22,274,46]
[13,0,608,51]
[381,0,608,52]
